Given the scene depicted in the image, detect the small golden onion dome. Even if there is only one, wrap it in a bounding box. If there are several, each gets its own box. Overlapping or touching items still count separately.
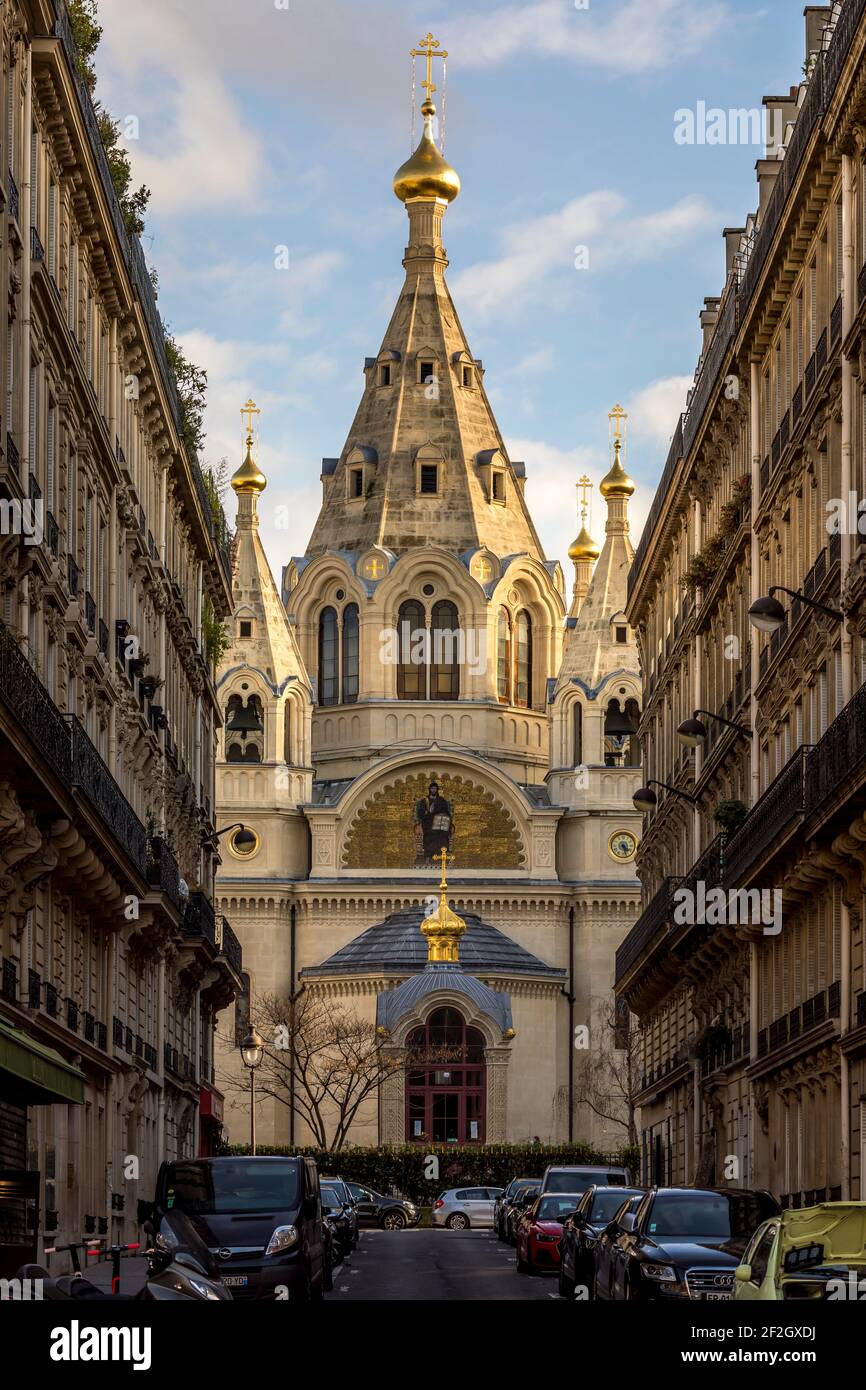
[503,1027,516,1040]
[568,525,600,564]
[231,440,267,495]
[420,865,467,965]
[394,100,461,205]
[599,442,635,499]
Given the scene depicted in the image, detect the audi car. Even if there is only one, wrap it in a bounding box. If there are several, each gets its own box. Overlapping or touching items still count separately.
[515,1192,582,1274]
[558,1184,644,1299]
[594,1186,780,1302]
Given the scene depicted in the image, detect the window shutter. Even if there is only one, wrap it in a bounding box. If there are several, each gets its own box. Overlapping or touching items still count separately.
[832,883,842,990]
[46,402,55,511]
[7,67,15,177]
[48,182,58,278]
[834,648,843,718]
[85,488,93,589]
[835,200,843,300]
[6,322,14,439]
[28,364,37,470]
[819,667,828,733]
[86,294,94,380]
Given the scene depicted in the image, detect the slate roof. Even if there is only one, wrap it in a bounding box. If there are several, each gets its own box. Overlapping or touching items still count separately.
[376,964,513,1034]
[301,907,564,979]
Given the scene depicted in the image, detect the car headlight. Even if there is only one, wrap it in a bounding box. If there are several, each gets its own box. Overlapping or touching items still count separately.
[189,1277,221,1300]
[265,1224,299,1256]
[642,1263,677,1282]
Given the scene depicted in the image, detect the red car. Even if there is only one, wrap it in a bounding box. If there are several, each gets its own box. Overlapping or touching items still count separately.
[516,1193,582,1274]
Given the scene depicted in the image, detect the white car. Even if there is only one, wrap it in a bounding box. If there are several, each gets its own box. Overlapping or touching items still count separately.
[432,1186,505,1230]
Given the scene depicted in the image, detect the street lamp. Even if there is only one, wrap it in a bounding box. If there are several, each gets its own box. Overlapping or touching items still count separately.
[207,821,254,849]
[240,1026,264,1156]
[677,709,752,748]
[632,780,698,813]
[748,586,844,634]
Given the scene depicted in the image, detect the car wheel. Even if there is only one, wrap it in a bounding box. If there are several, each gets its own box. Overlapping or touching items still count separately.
[558,1265,576,1300]
[516,1244,529,1274]
[445,1212,469,1230]
[381,1210,406,1231]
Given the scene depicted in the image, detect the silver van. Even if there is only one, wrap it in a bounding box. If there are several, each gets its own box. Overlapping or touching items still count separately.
[540,1164,631,1195]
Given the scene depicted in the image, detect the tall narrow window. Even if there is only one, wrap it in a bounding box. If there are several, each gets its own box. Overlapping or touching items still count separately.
[573,701,582,766]
[48,180,58,280]
[318,606,339,706]
[342,603,359,704]
[431,600,459,700]
[497,609,511,703]
[514,611,532,708]
[46,397,56,513]
[397,600,425,700]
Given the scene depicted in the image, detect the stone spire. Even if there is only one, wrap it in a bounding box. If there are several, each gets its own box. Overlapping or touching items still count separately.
[305,40,545,562]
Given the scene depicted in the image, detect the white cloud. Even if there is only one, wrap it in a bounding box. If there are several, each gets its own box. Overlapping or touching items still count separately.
[451,191,715,319]
[452,0,729,74]
[627,376,691,449]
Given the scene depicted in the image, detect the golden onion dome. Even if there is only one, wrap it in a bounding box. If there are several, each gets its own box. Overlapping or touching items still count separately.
[231,440,267,496]
[420,852,467,964]
[599,442,635,499]
[394,100,461,205]
[568,525,600,564]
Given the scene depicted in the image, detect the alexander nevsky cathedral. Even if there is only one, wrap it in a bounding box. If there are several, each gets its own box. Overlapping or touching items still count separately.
[214,49,644,1150]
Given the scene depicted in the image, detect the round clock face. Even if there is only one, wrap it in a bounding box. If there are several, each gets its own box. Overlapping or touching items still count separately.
[608,830,638,862]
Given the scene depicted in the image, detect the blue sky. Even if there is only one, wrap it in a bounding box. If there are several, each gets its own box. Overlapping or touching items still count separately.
[95,0,808,575]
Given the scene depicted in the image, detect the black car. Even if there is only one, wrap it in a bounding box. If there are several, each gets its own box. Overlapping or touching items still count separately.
[504,1185,540,1245]
[594,1186,781,1302]
[320,1178,360,1252]
[153,1155,326,1301]
[345,1181,420,1230]
[495,1178,540,1242]
[558,1185,643,1299]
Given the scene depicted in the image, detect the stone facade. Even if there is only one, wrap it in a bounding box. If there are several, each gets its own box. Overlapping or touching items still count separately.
[619,1,866,1203]
[0,0,239,1272]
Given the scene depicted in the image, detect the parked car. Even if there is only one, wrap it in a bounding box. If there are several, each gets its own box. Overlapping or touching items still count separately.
[320,1178,360,1251]
[320,1184,357,1259]
[321,1211,340,1291]
[504,1186,541,1244]
[558,1185,644,1299]
[153,1155,326,1301]
[494,1178,540,1241]
[344,1181,420,1230]
[541,1163,631,1195]
[594,1186,781,1302]
[591,1192,644,1294]
[432,1187,505,1230]
[515,1193,582,1274]
[734,1203,866,1301]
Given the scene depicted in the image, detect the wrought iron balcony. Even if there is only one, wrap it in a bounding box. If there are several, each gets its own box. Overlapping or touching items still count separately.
[183,891,217,948]
[47,511,59,557]
[98,619,109,657]
[7,168,19,223]
[67,552,79,597]
[805,678,866,816]
[0,619,72,775]
[615,877,682,983]
[1,958,17,1003]
[28,969,41,1010]
[147,835,181,909]
[84,591,96,633]
[30,225,44,262]
[724,746,810,888]
[66,715,149,879]
[6,432,19,472]
[216,914,243,975]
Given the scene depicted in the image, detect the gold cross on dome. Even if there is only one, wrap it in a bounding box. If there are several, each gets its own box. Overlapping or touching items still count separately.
[411,32,448,100]
[608,403,628,440]
[577,475,593,520]
[365,555,386,580]
[476,556,493,583]
[241,398,260,441]
[437,846,453,889]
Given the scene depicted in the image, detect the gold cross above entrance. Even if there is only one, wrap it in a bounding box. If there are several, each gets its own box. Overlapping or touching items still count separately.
[365,555,386,579]
[241,398,260,439]
[411,32,448,100]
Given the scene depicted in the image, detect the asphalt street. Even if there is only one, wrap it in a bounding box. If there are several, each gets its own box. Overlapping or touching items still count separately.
[332,1228,562,1301]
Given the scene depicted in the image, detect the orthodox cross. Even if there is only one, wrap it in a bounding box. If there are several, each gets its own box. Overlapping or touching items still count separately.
[476,556,493,583]
[411,32,448,100]
[437,846,453,889]
[241,398,260,442]
[577,474,592,525]
[365,555,386,580]
[608,403,628,440]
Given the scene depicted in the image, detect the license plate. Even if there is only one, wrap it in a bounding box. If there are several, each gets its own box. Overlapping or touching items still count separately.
[704,1291,730,1301]
[223,1275,249,1287]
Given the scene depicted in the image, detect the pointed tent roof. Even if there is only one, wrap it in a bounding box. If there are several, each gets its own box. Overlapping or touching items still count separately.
[305,121,545,562]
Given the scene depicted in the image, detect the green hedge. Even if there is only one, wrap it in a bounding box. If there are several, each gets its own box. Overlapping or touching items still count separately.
[225,1143,639,1205]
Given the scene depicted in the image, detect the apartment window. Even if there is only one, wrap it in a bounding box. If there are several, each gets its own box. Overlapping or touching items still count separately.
[86,294,94,380]
[29,364,38,474]
[30,126,39,233]
[834,200,843,302]
[420,464,439,495]
[808,260,817,352]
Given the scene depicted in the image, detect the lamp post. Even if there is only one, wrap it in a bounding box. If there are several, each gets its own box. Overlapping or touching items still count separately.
[632,780,698,813]
[241,1027,264,1156]
[677,709,752,748]
[748,585,844,634]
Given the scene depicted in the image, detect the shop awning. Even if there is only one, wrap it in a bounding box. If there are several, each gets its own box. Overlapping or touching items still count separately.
[0,1019,85,1105]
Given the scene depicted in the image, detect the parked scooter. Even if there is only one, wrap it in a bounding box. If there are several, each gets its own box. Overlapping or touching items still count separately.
[14,1210,232,1301]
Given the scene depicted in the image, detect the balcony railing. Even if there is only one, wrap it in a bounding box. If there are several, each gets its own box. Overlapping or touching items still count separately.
[615,877,682,982]
[30,225,44,263]
[0,619,72,775]
[805,677,866,815]
[216,915,243,974]
[84,591,96,633]
[147,835,181,909]
[183,891,217,948]
[67,553,79,597]
[66,715,149,879]
[98,619,109,657]
[6,432,19,472]
[7,168,19,223]
[724,746,810,887]
[47,512,59,557]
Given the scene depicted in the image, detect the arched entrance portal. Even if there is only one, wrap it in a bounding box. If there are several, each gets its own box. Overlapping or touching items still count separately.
[405,1007,486,1143]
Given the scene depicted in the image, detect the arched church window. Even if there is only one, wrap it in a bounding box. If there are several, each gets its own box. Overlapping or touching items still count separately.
[283,701,292,764]
[497,608,511,703]
[227,741,244,763]
[318,607,339,706]
[397,600,425,700]
[604,697,638,766]
[514,611,532,708]
[405,1008,486,1143]
[431,600,459,700]
[624,699,642,766]
[342,604,359,704]
[573,701,583,767]
[243,742,261,763]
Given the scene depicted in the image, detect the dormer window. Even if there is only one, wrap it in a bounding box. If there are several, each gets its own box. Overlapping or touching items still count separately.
[239,620,252,639]
[379,364,391,387]
[419,360,435,386]
[350,468,364,499]
[420,464,439,495]
[462,365,474,388]
[615,625,628,644]
[491,471,505,503]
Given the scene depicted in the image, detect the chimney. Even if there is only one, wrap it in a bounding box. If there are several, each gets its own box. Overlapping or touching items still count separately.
[762,91,799,157]
[804,5,831,60]
[723,227,746,278]
[701,297,721,351]
[756,158,782,219]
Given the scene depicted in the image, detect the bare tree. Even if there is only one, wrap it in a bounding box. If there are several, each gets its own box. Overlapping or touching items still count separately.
[220,989,405,1152]
[569,998,641,1148]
